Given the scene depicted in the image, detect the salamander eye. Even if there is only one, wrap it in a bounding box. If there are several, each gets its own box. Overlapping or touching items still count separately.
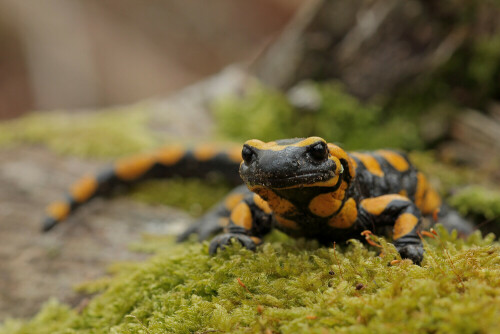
[242,145,255,164]
[308,142,328,162]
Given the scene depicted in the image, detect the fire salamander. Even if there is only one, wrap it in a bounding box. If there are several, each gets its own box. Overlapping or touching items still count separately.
[42,137,473,264]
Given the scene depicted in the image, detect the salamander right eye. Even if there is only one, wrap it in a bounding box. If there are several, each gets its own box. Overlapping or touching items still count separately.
[242,145,255,164]
[308,141,328,162]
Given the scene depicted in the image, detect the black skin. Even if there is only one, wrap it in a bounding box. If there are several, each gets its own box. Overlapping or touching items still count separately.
[42,137,474,264]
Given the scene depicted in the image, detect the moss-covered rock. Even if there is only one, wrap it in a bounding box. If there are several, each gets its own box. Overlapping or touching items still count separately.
[214,82,423,150]
[2,226,499,334]
[0,105,159,158]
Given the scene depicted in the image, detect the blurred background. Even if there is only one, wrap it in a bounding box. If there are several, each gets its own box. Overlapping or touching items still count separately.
[1,0,500,322]
[0,0,301,118]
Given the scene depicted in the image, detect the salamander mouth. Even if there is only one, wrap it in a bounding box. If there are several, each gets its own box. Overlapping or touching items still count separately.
[244,171,336,189]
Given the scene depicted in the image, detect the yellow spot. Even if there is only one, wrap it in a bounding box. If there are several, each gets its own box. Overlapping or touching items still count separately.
[252,188,296,216]
[350,157,358,170]
[414,172,427,209]
[227,146,243,163]
[308,192,343,217]
[245,137,326,151]
[377,150,410,172]
[218,217,229,227]
[328,198,358,228]
[155,146,185,165]
[422,188,442,215]
[46,201,70,221]
[253,194,272,214]
[351,153,384,177]
[115,154,155,181]
[275,215,299,229]
[230,202,253,230]
[224,193,245,211]
[251,236,262,244]
[360,194,409,216]
[329,144,356,178]
[70,175,98,202]
[399,189,408,197]
[393,213,418,240]
[193,145,219,161]
[414,172,442,215]
[328,156,343,175]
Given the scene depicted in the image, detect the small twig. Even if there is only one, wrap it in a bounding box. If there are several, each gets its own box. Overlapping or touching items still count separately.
[361,230,383,248]
[237,277,252,295]
[420,230,436,239]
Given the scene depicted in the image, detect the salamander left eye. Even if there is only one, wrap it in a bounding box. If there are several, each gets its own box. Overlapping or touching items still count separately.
[308,142,328,161]
[242,145,255,164]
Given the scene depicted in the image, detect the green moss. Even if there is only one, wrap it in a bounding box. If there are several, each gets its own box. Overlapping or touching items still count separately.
[130,178,233,217]
[214,82,423,151]
[450,186,500,221]
[2,226,499,334]
[0,104,158,158]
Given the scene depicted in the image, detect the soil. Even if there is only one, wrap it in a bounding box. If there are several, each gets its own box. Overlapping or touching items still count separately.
[0,147,191,320]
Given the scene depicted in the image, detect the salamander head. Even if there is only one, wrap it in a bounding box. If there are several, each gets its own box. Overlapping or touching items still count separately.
[239,137,344,190]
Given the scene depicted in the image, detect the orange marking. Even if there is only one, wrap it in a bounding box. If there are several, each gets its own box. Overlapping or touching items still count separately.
[328,156,343,175]
[46,201,70,221]
[360,194,409,216]
[350,157,358,170]
[230,202,253,230]
[251,236,262,244]
[227,146,243,163]
[115,154,155,181]
[193,145,218,161]
[393,213,418,240]
[422,188,442,216]
[218,217,229,227]
[376,150,410,172]
[275,215,299,230]
[251,188,296,216]
[328,144,356,178]
[328,198,358,228]
[414,172,427,209]
[155,146,185,165]
[253,194,272,214]
[351,153,384,177]
[245,137,325,151]
[70,175,98,202]
[308,192,343,217]
[306,315,317,320]
[224,193,245,210]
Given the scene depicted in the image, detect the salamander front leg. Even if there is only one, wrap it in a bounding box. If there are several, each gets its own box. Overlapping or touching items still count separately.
[209,195,273,255]
[360,194,424,264]
[177,185,250,242]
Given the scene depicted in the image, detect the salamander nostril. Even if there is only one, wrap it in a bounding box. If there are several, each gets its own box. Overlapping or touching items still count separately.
[242,145,255,164]
[308,142,328,162]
